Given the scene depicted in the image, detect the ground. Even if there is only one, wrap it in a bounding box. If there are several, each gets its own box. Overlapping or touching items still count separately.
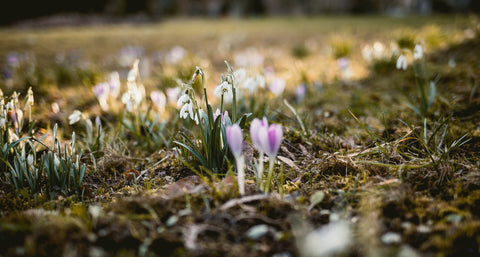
[0,15,480,257]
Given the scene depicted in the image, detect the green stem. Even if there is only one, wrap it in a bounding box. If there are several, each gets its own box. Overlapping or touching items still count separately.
[236,155,245,195]
[264,157,275,194]
[232,86,237,123]
[257,151,264,190]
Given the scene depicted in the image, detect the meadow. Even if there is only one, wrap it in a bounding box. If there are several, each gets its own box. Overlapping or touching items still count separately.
[0,15,479,257]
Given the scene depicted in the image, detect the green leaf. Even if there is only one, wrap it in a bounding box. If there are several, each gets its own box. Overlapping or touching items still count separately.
[428,81,436,108]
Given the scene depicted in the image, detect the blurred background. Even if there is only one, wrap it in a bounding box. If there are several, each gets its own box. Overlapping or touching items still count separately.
[2,0,479,26]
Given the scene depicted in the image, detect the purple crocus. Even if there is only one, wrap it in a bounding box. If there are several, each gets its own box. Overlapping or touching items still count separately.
[226,124,243,158]
[258,124,283,158]
[250,117,269,150]
[226,124,246,195]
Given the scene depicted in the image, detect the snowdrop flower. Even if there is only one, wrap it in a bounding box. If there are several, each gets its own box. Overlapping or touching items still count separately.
[396,54,407,70]
[150,90,166,113]
[121,83,144,112]
[68,110,85,125]
[127,60,140,83]
[267,77,285,96]
[0,118,5,129]
[180,103,194,120]
[413,44,423,60]
[26,87,34,120]
[177,93,191,107]
[108,71,121,98]
[302,221,351,257]
[226,124,246,195]
[214,81,233,101]
[26,87,34,107]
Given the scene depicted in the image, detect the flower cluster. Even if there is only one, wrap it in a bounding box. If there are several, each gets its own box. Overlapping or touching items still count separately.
[177,89,200,124]
[225,116,283,195]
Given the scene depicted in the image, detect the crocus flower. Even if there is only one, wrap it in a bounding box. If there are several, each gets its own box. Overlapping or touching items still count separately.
[296,83,307,103]
[250,117,269,150]
[258,124,283,158]
[167,87,181,104]
[226,124,246,195]
[337,57,349,71]
[93,82,110,111]
[267,77,285,96]
[396,54,407,70]
[413,44,423,60]
[213,109,229,124]
[227,124,243,158]
[150,90,167,113]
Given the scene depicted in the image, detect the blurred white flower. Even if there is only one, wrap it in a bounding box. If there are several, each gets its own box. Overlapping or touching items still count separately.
[268,77,285,96]
[372,41,384,59]
[108,71,121,98]
[234,68,246,86]
[167,87,182,104]
[68,110,84,125]
[51,102,60,114]
[396,54,407,70]
[302,221,351,257]
[234,48,264,68]
[361,45,373,62]
[165,46,186,64]
[118,46,144,67]
[413,44,423,60]
[256,74,266,88]
[93,82,110,111]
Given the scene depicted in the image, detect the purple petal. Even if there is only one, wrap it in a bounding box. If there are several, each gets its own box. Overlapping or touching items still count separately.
[227,124,243,157]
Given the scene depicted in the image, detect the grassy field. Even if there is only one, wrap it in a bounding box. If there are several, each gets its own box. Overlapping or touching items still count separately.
[1,15,480,257]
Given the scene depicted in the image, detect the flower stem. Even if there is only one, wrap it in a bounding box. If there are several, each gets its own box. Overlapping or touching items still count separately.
[236,155,245,195]
[264,157,275,194]
[257,151,264,190]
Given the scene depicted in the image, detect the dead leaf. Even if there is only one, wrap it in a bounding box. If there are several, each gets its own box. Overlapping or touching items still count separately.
[277,155,301,172]
[166,175,204,198]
